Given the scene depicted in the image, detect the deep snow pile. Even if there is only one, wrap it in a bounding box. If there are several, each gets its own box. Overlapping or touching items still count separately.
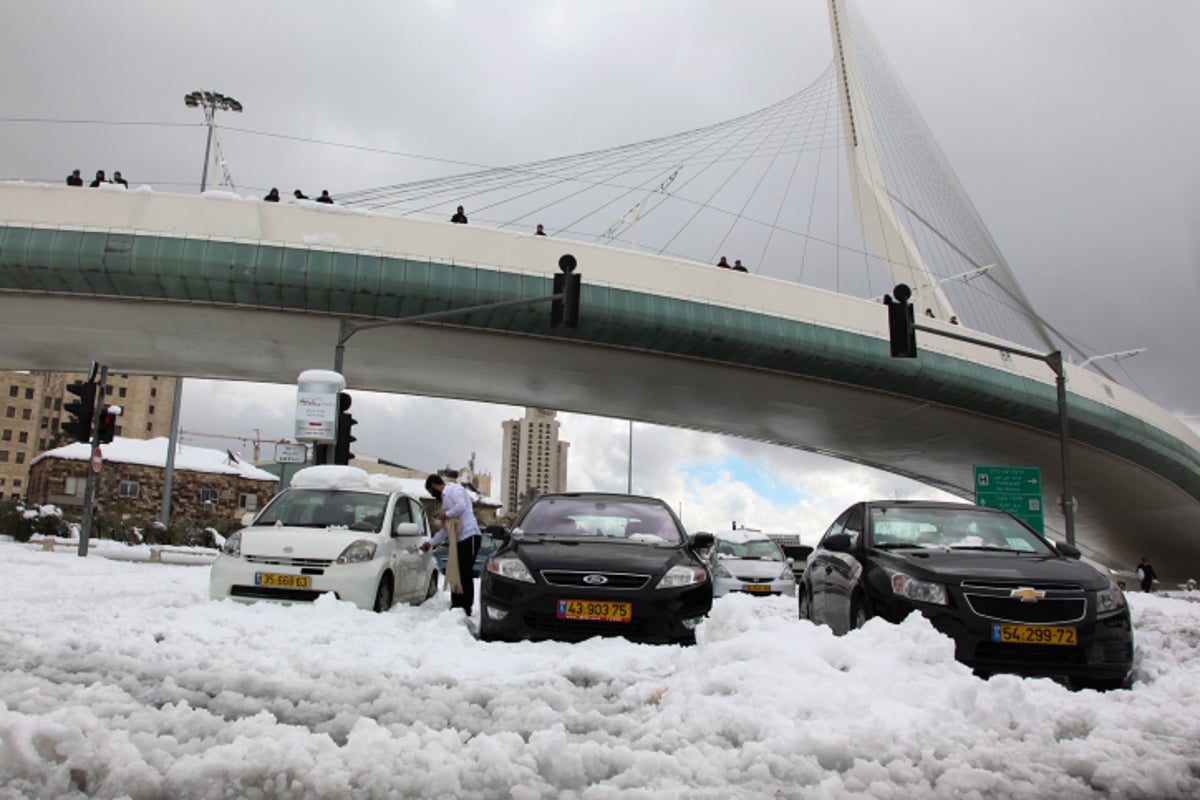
[1,541,1198,799]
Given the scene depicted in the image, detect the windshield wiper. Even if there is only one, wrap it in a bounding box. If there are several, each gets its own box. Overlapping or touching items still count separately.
[874,542,921,550]
[945,545,1027,553]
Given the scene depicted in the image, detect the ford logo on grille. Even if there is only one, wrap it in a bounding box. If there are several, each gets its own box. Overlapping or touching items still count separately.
[583,574,608,585]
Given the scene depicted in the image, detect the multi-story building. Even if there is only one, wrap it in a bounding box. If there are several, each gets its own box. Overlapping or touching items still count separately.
[0,370,177,502]
[500,408,569,517]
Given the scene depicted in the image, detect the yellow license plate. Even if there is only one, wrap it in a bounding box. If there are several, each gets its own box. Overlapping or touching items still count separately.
[992,624,1077,646]
[744,584,772,593]
[255,572,311,589]
[556,599,632,623]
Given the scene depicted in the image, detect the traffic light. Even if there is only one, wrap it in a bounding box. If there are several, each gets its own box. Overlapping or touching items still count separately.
[97,406,121,444]
[551,254,581,328]
[63,380,97,443]
[333,392,357,465]
[885,283,917,358]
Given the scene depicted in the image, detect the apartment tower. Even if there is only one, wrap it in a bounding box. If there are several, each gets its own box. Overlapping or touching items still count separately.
[500,408,569,516]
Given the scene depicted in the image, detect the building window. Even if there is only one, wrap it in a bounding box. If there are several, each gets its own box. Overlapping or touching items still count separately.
[50,419,58,431]
[65,476,85,496]
[43,397,51,409]
[15,452,24,465]
[0,451,7,463]
[0,478,5,486]
[146,423,153,433]
[17,432,27,444]
[14,479,22,488]
[21,409,30,421]
[1,430,9,442]
[118,387,127,398]
[54,398,61,411]
[24,388,33,400]
[38,438,45,450]
[7,387,16,397]
[117,481,140,499]
[5,407,13,418]
[238,493,258,511]
[200,488,219,505]
[150,388,157,398]
[148,405,155,415]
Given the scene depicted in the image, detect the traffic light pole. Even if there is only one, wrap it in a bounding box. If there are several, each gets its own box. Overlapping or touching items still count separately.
[77,365,108,557]
[912,322,1076,546]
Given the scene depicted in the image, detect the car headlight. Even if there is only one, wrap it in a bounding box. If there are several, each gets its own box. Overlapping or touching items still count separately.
[222,531,242,558]
[486,555,534,583]
[336,540,377,564]
[712,563,733,579]
[1097,581,1127,614]
[887,569,948,605]
[656,565,708,590]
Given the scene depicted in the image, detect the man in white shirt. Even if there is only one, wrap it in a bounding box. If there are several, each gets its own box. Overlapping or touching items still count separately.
[420,474,482,614]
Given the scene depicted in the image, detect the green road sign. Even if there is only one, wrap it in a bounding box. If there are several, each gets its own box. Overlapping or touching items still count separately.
[974,465,1043,533]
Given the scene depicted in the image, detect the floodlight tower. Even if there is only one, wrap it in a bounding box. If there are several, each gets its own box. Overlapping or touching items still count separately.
[183,90,243,193]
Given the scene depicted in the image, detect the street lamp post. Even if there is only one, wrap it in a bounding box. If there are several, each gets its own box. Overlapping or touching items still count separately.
[184,90,243,193]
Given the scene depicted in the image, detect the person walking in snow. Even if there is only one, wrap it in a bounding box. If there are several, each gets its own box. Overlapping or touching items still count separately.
[420,474,482,615]
[1137,557,1157,593]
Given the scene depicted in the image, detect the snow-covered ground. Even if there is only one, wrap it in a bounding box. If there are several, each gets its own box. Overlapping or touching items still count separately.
[2,540,1198,800]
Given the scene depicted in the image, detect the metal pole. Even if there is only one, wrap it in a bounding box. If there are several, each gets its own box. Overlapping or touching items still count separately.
[77,366,108,557]
[1048,351,1077,545]
[199,105,214,193]
[160,377,184,527]
[627,420,633,493]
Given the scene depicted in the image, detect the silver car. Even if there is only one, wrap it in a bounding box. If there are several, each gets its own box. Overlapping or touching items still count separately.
[708,532,796,597]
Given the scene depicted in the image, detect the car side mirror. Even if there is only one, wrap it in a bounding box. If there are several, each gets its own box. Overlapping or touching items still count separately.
[822,532,852,552]
[690,532,715,550]
[485,523,510,542]
[240,511,257,528]
[393,522,419,537]
[1054,541,1081,559]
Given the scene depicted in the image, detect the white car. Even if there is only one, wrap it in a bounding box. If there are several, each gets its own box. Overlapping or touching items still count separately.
[708,530,796,597]
[210,466,438,612]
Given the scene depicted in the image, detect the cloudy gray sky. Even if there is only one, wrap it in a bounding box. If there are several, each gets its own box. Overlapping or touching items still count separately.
[3,1,1197,539]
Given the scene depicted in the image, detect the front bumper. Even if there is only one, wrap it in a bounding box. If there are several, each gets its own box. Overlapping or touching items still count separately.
[480,575,712,644]
[209,554,383,611]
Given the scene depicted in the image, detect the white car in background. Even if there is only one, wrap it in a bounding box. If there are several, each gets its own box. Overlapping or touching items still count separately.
[210,466,439,612]
[708,530,796,597]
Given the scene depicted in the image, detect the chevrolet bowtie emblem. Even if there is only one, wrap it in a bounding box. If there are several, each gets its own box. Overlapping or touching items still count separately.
[1010,587,1045,602]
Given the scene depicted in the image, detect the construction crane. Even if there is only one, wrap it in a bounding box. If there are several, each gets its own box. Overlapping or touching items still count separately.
[178,427,291,463]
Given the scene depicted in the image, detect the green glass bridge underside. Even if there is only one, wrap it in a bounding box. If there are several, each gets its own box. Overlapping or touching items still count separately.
[0,223,1197,517]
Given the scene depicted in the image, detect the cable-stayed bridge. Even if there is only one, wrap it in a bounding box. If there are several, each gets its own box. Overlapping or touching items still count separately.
[0,0,1196,577]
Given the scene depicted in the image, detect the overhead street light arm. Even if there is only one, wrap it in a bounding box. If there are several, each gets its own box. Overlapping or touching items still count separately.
[1079,348,1146,368]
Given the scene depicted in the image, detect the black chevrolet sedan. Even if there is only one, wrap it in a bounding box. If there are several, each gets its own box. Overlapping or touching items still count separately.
[799,501,1133,689]
[480,493,714,644]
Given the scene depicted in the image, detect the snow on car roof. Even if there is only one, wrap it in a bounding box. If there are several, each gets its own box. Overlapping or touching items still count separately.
[716,529,773,543]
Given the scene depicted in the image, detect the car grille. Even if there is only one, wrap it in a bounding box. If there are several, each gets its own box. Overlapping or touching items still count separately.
[246,555,334,569]
[735,575,777,583]
[961,582,1087,624]
[972,642,1087,666]
[539,570,650,590]
[522,612,655,640]
[230,585,326,602]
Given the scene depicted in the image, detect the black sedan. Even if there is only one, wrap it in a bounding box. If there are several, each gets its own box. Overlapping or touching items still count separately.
[479,493,714,644]
[798,500,1133,689]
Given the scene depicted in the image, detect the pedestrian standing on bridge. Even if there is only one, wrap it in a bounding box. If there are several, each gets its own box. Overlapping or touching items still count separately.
[293,189,308,200]
[420,474,482,615]
[317,190,334,204]
[66,169,83,187]
[264,188,280,202]
[89,169,107,187]
[451,205,468,224]
[1137,557,1157,592]
[535,224,547,236]
[733,259,748,272]
[716,256,730,268]
[112,171,128,188]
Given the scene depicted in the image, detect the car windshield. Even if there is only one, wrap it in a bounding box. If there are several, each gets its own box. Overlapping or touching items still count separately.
[714,539,783,560]
[254,489,390,532]
[516,497,683,545]
[869,506,1056,555]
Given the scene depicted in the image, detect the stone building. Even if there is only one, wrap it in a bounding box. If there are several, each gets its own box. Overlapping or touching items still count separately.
[28,437,276,522]
[500,408,569,516]
[0,370,177,502]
